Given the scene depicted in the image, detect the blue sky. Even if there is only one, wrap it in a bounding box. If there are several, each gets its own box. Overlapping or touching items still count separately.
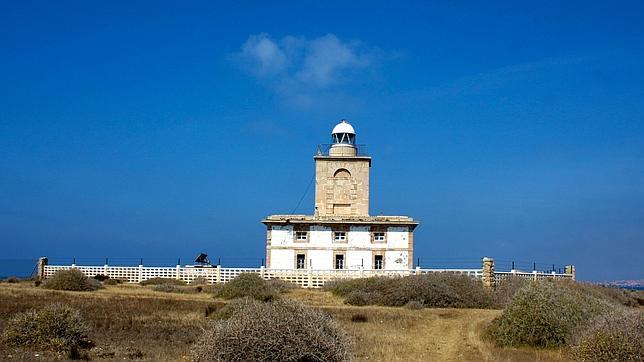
[1,1,643,280]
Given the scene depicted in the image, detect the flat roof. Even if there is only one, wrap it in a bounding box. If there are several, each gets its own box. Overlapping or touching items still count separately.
[262,214,419,227]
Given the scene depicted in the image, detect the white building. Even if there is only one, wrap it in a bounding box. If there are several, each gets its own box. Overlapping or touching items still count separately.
[263,120,419,270]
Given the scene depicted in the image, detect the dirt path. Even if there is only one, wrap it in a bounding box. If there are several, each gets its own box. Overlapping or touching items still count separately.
[323,306,564,361]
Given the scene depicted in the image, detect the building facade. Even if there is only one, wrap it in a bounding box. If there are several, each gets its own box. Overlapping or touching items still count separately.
[263,120,419,270]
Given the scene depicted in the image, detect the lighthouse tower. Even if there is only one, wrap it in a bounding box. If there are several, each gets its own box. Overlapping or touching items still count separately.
[314,120,371,217]
[263,119,418,271]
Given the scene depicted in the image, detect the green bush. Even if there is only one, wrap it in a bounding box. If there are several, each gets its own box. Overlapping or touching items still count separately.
[569,309,643,361]
[328,273,492,308]
[216,273,278,302]
[41,269,102,291]
[485,280,611,348]
[140,277,186,286]
[573,309,644,359]
[1,304,91,355]
[191,297,351,361]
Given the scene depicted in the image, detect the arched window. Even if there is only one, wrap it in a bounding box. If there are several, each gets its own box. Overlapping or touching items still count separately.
[334,168,351,178]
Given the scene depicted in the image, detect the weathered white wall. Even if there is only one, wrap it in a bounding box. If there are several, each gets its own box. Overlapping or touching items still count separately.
[387,226,409,248]
[271,225,293,247]
[268,224,413,270]
[347,250,372,270]
[385,250,408,270]
[309,249,333,269]
[348,226,370,247]
[270,249,294,269]
[309,225,332,246]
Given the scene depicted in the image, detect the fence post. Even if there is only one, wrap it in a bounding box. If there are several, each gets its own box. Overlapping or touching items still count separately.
[533,270,537,281]
[216,265,221,284]
[175,264,181,280]
[415,266,421,275]
[103,263,109,278]
[307,268,313,289]
[482,257,495,289]
[565,265,576,280]
[37,257,48,281]
[260,265,265,279]
[138,264,143,283]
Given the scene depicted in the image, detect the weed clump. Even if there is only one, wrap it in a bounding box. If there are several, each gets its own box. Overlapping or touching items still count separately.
[41,269,102,291]
[191,297,351,361]
[1,304,91,356]
[569,309,643,361]
[328,274,492,308]
[216,273,278,301]
[485,280,611,348]
[140,277,186,286]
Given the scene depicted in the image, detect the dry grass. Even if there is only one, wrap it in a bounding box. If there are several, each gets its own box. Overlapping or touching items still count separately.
[0,282,566,361]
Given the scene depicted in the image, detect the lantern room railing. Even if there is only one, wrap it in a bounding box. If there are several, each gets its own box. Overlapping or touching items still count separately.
[316,144,369,157]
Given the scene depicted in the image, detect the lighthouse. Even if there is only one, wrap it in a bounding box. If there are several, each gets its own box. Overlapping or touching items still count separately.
[263,120,419,270]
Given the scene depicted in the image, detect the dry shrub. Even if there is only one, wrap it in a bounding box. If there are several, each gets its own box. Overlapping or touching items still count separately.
[152,284,183,293]
[266,278,298,293]
[216,273,278,301]
[140,277,186,286]
[329,274,492,308]
[572,282,640,307]
[190,277,209,285]
[2,276,22,283]
[41,269,102,291]
[491,276,528,308]
[1,304,91,356]
[485,280,611,348]
[103,278,126,285]
[191,297,351,361]
[404,300,424,310]
[569,309,643,361]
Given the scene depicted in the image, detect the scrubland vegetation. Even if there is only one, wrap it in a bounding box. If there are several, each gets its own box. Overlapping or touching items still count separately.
[0,271,642,361]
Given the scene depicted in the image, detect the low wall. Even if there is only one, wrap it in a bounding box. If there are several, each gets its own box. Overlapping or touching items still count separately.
[39,257,574,288]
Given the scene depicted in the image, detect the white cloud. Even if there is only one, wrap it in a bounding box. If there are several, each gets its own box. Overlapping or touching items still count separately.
[233,33,375,107]
[238,33,288,77]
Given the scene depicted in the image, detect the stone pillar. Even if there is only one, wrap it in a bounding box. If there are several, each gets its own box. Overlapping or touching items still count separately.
[260,266,265,279]
[415,266,421,275]
[216,265,221,284]
[175,265,181,280]
[482,257,495,289]
[37,257,48,281]
[565,265,576,280]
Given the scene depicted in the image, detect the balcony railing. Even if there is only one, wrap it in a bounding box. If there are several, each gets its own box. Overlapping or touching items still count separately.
[316,144,369,157]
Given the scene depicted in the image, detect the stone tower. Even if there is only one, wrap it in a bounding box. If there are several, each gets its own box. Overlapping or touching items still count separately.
[314,120,371,216]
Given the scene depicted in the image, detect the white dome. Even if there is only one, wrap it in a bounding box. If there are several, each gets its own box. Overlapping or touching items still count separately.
[331,119,355,135]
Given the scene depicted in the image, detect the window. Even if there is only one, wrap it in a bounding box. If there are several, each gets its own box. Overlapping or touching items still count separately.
[296,254,306,269]
[334,231,347,242]
[295,231,308,241]
[335,254,345,269]
[333,168,351,178]
[374,255,384,270]
[373,232,385,242]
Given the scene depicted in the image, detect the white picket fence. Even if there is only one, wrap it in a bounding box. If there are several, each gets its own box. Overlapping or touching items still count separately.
[495,270,572,282]
[43,264,483,288]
